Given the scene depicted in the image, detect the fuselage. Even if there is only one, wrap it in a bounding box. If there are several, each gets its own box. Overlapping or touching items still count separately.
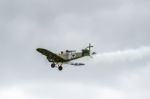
[57,49,90,62]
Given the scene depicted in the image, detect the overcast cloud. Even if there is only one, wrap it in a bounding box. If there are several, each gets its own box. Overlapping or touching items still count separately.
[0,0,150,99]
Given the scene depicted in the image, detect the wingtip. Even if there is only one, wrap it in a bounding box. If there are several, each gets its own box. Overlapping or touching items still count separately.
[36,48,42,52]
[36,48,40,52]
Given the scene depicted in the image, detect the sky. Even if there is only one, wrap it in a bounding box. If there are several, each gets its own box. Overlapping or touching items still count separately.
[0,0,150,99]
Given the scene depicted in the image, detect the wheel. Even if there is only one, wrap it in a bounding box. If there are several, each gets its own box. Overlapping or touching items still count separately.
[51,63,55,68]
[58,66,63,71]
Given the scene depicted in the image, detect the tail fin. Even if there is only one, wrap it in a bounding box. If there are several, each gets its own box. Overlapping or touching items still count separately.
[82,43,94,56]
[86,43,94,54]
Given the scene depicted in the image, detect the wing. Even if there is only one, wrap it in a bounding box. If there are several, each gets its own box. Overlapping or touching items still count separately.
[70,62,85,66]
[36,48,66,62]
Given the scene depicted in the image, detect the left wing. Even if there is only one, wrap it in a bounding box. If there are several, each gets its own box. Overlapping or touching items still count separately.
[36,48,66,62]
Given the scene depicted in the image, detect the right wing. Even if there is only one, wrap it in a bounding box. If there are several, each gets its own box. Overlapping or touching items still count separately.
[36,48,66,62]
[69,62,85,66]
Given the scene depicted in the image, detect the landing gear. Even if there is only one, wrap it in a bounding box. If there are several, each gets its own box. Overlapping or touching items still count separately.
[58,66,63,71]
[51,63,55,68]
[50,62,63,71]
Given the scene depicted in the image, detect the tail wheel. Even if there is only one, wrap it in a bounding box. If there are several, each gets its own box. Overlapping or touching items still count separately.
[51,63,55,68]
[58,66,63,71]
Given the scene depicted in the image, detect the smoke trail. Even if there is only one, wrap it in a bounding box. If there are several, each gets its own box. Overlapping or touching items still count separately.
[93,46,150,64]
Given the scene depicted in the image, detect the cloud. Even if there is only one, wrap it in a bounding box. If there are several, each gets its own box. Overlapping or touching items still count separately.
[0,81,125,99]
[0,0,150,99]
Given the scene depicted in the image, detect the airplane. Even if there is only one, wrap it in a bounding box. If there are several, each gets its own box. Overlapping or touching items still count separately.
[36,43,96,71]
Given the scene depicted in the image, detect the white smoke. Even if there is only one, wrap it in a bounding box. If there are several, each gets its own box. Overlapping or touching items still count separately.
[93,46,150,64]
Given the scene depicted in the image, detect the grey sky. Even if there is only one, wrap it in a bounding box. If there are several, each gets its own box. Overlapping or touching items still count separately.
[0,0,150,99]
